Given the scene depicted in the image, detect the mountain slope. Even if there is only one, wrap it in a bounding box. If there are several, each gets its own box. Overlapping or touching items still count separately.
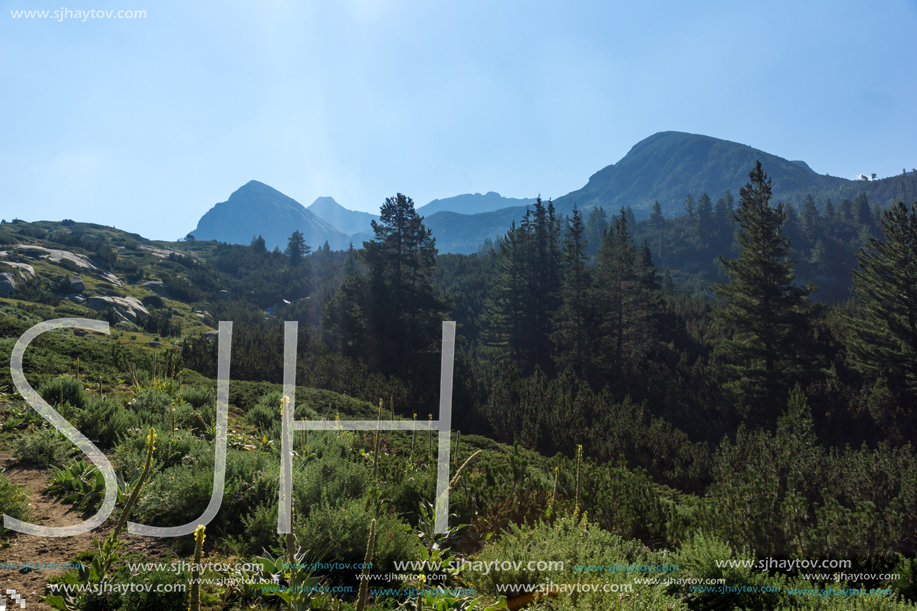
[425,132,917,253]
[306,196,379,236]
[417,192,536,216]
[424,206,530,254]
[552,131,917,218]
[190,181,350,250]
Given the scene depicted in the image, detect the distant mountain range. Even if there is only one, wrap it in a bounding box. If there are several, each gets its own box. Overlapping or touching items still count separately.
[190,132,917,254]
[190,181,351,251]
[306,197,379,236]
[417,192,537,216]
[551,131,916,219]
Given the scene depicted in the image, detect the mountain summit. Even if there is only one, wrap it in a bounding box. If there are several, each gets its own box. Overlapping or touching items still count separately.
[190,181,349,250]
[306,196,379,236]
[552,131,909,218]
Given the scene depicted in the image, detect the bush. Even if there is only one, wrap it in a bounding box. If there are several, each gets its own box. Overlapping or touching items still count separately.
[181,384,214,410]
[70,397,138,447]
[246,390,283,433]
[80,565,189,611]
[12,427,78,466]
[38,374,87,410]
[295,497,420,573]
[294,434,371,516]
[0,470,31,535]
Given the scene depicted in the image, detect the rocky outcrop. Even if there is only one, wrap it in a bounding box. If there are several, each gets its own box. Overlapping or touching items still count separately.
[142,280,170,297]
[10,244,123,286]
[85,295,149,322]
[70,276,85,292]
[0,272,16,295]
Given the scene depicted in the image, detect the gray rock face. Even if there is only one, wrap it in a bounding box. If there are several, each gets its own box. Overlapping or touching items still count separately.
[85,295,149,322]
[0,272,17,295]
[142,280,170,297]
[70,276,85,293]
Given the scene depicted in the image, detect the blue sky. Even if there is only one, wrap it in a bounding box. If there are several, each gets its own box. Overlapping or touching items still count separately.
[2,0,916,240]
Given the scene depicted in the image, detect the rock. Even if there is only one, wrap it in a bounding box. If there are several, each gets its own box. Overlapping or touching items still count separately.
[218,289,230,300]
[148,341,162,347]
[85,295,149,322]
[141,280,170,297]
[12,244,123,286]
[73,329,88,337]
[0,272,16,295]
[69,276,85,293]
[202,330,220,340]
[67,294,86,304]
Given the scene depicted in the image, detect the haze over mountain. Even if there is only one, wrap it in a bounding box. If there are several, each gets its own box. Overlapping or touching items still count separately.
[417,192,537,216]
[551,131,917,219]
[189,133,917,255]
[307,197,379,236]
[190,181,350,251]
[430,131,917,253]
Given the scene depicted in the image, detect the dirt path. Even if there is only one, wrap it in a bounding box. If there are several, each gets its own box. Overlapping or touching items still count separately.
[1,452,173,610]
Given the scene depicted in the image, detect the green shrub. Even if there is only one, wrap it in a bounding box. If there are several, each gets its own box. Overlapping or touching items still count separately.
[79,565,189,611]
[246,390,282,433]
[12,427,78,466]
[0,470,31,535]
[39,374,87,409]
[672,532,787,611]
[70,397,138,447]
[294,434,371,516]
[465,516,648,594]
[295,497,420,572]
[181,385,214,410]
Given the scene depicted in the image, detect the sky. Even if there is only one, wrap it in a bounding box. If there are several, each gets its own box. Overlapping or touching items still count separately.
[2,0,916,240]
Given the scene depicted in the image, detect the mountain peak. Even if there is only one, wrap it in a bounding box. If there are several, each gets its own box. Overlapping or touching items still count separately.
[191,182,348,250]
[307,197,379,236]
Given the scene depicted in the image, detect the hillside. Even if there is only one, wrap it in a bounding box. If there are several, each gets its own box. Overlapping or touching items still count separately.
[551,131,917,218]
[426,132,917,253]
[190,180,351,251]
[306,196,379,236]
[417,191,536,216]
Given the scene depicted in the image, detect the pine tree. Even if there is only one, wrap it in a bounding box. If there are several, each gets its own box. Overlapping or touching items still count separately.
[482,221,530,366]
[800,194,820,239]
[847,200,917,393]
[552,205,594,375]
[684,194,697,221]
[712,161,814,421]
[855,193,872,226]
[697,193,714,239]
[592,209,656,384]
[584,206,607,258]
[250,235,267,254]
[650,201,666,257]
[360,193,453,377]
[715,191,735,228]
[285,230,309,265]
[482,198,561,374]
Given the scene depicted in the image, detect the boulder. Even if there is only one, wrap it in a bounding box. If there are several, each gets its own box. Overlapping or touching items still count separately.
[86,295,149,322]
[0,272,16,295]
[69,276,85,293]
[67,294,86,304]
[218,289,230,300]
[142,280,170,297]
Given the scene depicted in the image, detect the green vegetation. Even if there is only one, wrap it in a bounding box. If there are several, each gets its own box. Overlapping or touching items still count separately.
[2,166,917,609]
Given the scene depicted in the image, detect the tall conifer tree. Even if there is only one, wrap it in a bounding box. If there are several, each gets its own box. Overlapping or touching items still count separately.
[712,161,814,421]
